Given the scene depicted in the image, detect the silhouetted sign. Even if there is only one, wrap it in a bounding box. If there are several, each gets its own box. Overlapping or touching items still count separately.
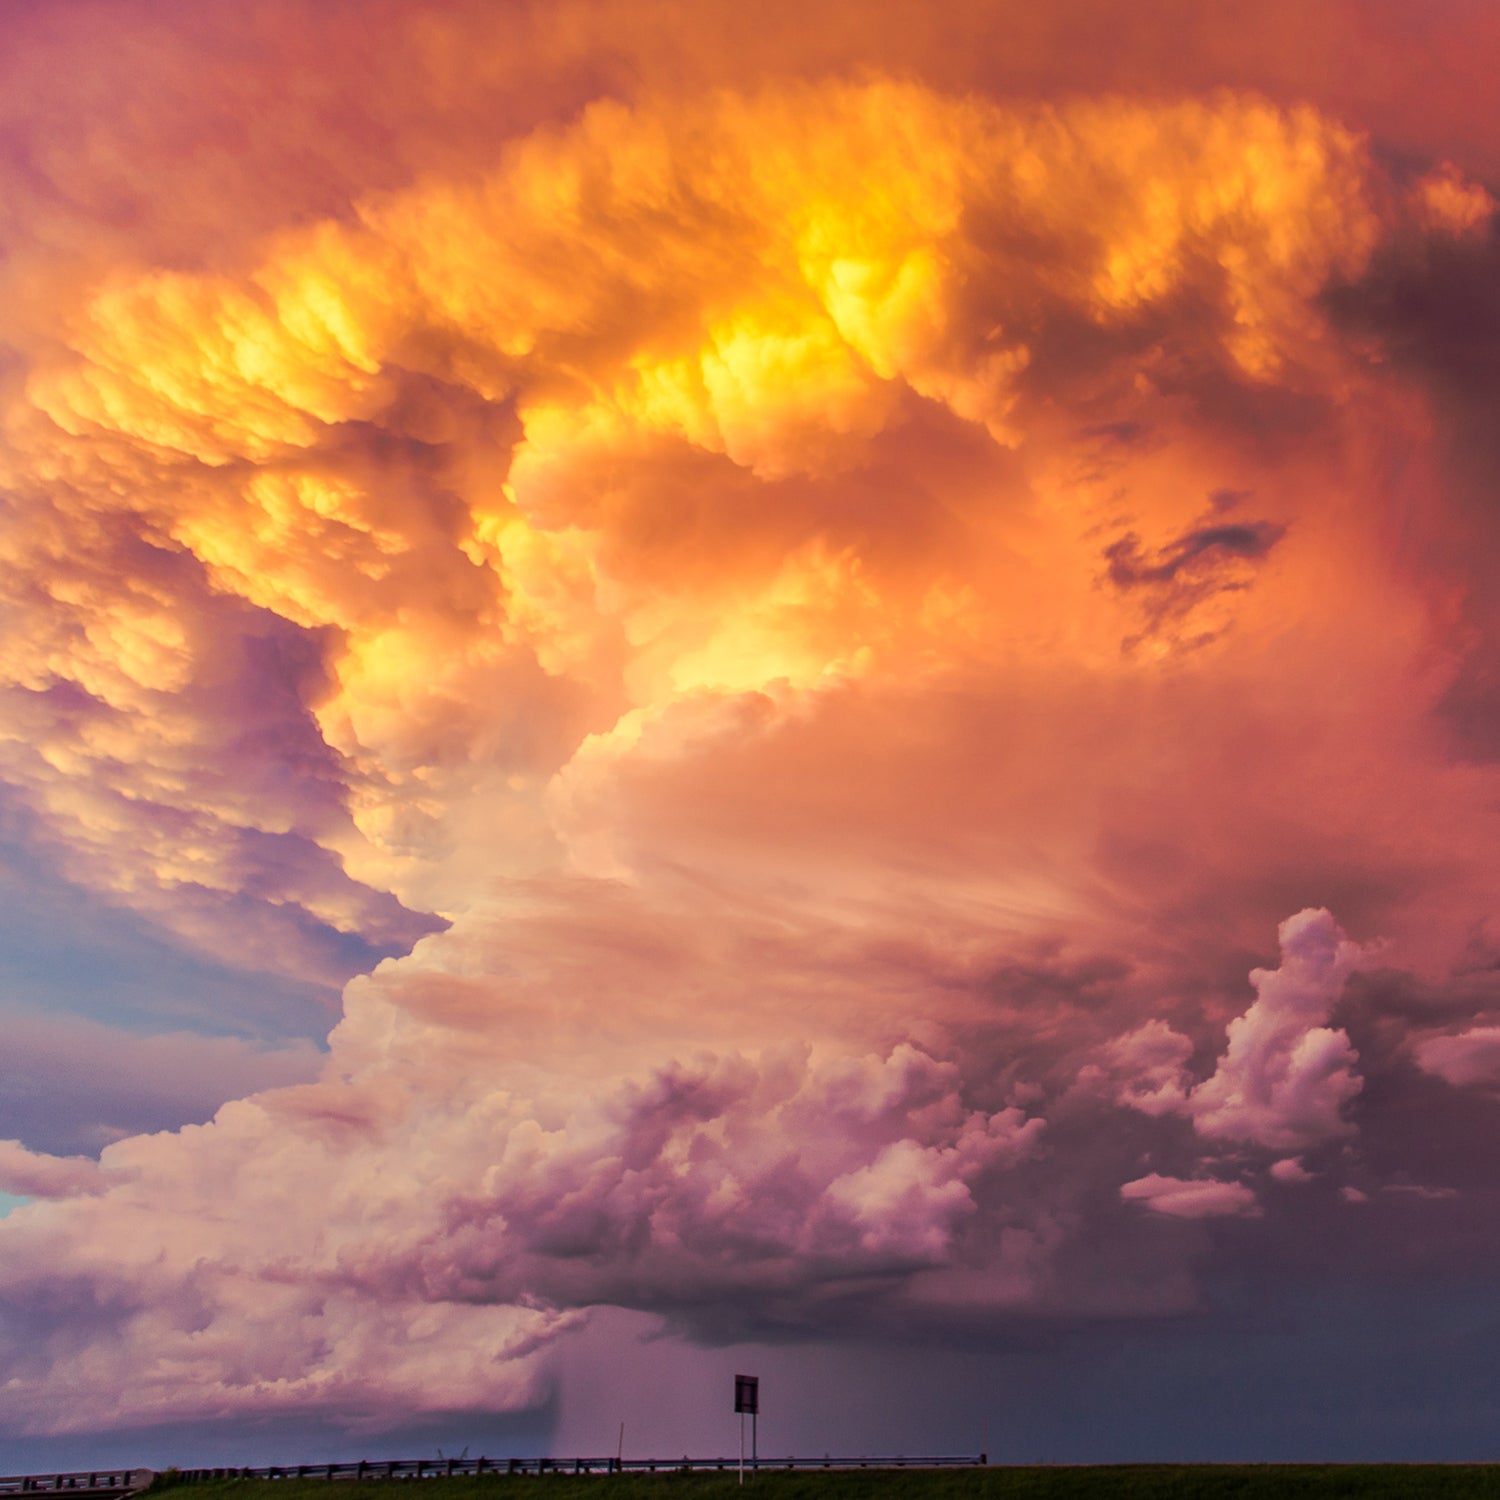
[734,1374,759,1414]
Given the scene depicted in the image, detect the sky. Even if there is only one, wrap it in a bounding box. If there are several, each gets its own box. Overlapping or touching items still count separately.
[4,0,1500,1469]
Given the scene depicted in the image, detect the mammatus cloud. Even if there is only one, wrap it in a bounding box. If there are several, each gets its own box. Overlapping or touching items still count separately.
[3,38,1500,1440]
[0,81,1398,939]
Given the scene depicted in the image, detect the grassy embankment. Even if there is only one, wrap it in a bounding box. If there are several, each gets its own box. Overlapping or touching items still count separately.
[149,1467,1500,1500]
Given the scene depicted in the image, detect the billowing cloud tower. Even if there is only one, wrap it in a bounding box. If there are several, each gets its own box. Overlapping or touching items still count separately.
[3,0,1500,1461]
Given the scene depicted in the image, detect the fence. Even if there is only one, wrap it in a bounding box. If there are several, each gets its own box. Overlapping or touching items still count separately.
[1,1455,986,1493]
[0,1473,149,1496]
[169,1456,985,1480]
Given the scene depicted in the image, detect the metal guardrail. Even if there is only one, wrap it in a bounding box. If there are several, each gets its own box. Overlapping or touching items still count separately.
[0,1455,986,1493]
[0,1474,150,1496]
[166,1455,986,1480]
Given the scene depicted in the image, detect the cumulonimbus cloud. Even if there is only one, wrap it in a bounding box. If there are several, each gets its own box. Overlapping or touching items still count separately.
[2,51,1500,1438]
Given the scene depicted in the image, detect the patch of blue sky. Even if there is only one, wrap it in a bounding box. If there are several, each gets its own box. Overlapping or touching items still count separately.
[0,828,336,1045]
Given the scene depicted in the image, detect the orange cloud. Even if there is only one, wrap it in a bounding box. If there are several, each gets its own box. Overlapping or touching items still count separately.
[3,25,1500,1440]
[0,84,1414,923]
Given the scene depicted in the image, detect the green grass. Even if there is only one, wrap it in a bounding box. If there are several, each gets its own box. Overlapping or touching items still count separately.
[149,1467,1500,1500]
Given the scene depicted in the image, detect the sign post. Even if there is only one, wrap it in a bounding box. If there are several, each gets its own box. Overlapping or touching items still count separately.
[734,1375,759,1486]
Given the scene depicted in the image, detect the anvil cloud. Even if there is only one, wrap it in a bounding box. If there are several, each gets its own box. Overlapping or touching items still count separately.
[3,0,1500,1458]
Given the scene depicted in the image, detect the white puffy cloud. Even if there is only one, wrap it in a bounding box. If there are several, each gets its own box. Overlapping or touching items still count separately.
[1414,1026,1500,1089]
[1107,909,1367,1154]
[1268,1157,1314,1183]
[1188,909,1365,1150]
[1119,1174,1260,1219]
[0,909,1049,1432]
[1091,1018,1194,1115]
[824,1111,1043,1259]
[0,1140,106,1200]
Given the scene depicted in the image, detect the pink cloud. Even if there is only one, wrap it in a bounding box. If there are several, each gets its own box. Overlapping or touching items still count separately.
[0,1002,1050,1430]
[1187,910,1365,1150]
[1268,1157,1314,1183]
[0,1141,105,1200]
[1119,1174,1260,1220]
[1092,1019,1194,1116]
[824,1111,1044,1259]
[1413,1026,1500,1089]
[1108,910,1367,1153]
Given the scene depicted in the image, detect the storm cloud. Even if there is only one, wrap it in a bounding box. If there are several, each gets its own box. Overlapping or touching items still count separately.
[2,0,1500,1455]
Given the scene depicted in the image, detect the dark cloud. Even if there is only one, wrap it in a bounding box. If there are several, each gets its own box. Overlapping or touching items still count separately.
[1323,216,1500,760]
[1103,517,1287,649]
[1105,522,1286,588]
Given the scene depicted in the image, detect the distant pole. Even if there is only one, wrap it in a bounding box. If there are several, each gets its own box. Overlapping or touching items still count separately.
[739,1412,745,1486]
[617,1423,624,1472]
[752,1408,757,1472]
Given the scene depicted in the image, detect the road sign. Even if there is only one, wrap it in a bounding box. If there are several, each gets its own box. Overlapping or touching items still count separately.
[735,1375,759,1485]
